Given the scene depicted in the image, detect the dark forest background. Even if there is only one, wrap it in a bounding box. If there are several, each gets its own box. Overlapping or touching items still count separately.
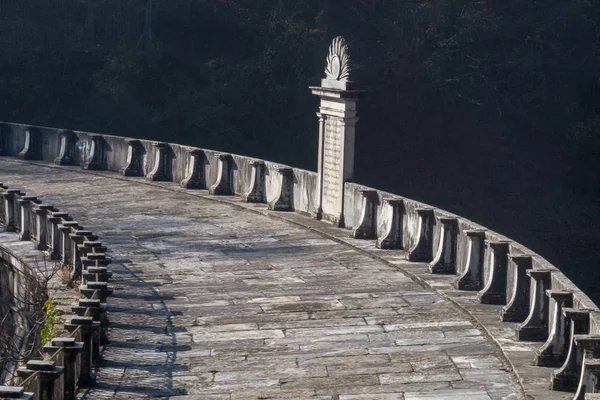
[0,0,598,302]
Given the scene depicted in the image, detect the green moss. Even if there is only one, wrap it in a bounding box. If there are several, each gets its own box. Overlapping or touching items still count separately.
[40,299,60,346]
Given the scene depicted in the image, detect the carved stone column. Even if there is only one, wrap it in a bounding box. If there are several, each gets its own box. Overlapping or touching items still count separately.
[551,309,591,391]
[456,230,486,290]
[268,167,294,211]
[17,360,63,400]
[501,255,533,322]
[478,240,511,304]
[429,217,459,274]
[147,142,170,181]
[352,189,378,239]
[17,198,32,241]
[310,37,365,227]
[376,198,404,250]
[82,134,106,170]
[54,130,78,165]
[43,337,84,399]
[209,154,233,195]
[121,139,145,177]
[33,205,53,250]
[407,208,436,262]
[516,269,553,341]
[180,149,205,189]
[242,160,266,203]
[17,127,41,160]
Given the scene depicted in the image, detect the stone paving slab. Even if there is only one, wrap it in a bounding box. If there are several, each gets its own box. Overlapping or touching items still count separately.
[0,158,569,399]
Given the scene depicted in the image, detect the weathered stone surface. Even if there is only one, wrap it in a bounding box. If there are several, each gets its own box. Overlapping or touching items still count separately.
[0,158,568,399]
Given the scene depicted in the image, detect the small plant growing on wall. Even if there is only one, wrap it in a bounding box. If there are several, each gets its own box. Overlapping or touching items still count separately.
[40,299,60,346]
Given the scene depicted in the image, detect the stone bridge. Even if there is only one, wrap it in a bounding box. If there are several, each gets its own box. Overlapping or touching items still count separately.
[1,38,599,400]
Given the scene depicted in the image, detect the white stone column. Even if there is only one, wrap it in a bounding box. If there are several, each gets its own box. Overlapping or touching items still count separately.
[310,37,365,227]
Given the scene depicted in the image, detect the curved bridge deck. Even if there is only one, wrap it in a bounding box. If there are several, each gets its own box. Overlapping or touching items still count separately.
[0,159,567,399]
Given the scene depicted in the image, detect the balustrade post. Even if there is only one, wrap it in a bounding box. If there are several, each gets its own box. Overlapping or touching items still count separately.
[42,338,84,400]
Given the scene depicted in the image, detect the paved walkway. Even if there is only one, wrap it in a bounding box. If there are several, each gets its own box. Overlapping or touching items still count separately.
[1,159,527,399]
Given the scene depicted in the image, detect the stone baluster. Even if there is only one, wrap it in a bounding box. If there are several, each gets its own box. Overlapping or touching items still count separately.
[0,387,33,399]
[478,241,511,304]
[376,198,405,250]
[59,222,79,268]
[121,139,145,177]
[16,360,63,400]
[407,208,436,262]
[573,336,600,399]
[552,308,591,391]
[456,230,486,290]
[429,217,459,274]
[48,212,69,260]
[81,253,112,272]
[64,317,100,387]
[33,205,53,250]
[82,134,105,170]
[72,298,109,347]
[54,130,78,165]
[209,154,234,195]
[17,197,34,241]
[351,189,379,239]
[147,142,170,181]
[516,269,552,341]
[17,127,41,160]
[535,290,574,366]
[82,134,106,170]
[82,266,113,284]
[80,280,114,302]
[501,255,533,322]
[242,160,266,203]
[180,149,205,189]
[70,230,93,280]
[42,337,84,400]
[78,241,107,258]
[268,167,294,211]
[2,189,21,232]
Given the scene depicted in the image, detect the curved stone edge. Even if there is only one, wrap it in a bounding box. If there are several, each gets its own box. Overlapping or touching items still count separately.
[2,120,600,397]
[0,182,113,397]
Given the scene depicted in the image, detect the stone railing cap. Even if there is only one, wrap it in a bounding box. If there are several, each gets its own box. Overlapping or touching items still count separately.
[26,360,54,371]
[50,337,76,346]
[0,386,25,397]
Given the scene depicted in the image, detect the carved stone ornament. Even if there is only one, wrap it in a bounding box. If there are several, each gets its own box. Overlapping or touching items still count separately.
[325,37,351,81]
[322,37,352,90]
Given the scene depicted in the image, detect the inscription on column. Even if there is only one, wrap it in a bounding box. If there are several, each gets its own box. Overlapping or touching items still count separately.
[322,116,343,208]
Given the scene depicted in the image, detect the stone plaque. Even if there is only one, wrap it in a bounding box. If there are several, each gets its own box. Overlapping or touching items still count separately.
[322,116,343,208]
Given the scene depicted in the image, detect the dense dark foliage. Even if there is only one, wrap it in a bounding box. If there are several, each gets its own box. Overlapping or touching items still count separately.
[1,0,598,300]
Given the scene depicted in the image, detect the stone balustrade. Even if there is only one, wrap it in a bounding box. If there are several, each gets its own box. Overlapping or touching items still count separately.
[0,180,112,399]
[0,120,599,399]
